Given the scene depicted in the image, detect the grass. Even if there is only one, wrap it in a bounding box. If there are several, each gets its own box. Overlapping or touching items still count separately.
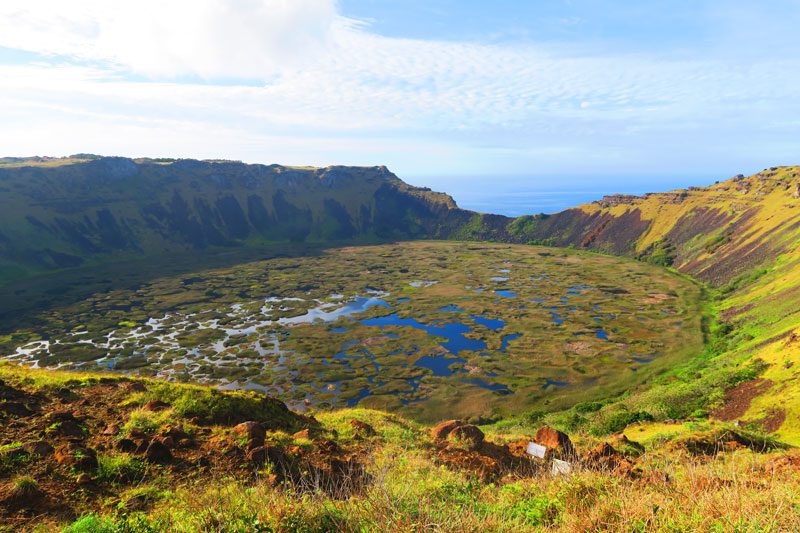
[96,454,147,484]
[58,446,800,532]
[7,169,800,529]
[135,382,306,430]
[10,475,40,498]
[3,241,706,423]
[122,409,176,436]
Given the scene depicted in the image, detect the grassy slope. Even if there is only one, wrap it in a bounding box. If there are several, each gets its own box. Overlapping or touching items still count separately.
[4,165,800,530]
[458,158,800,450]
[2,363,798,532]
[0,156,467,286]
[582,167,800,444]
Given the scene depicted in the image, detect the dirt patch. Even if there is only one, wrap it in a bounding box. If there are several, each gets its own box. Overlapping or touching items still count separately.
[751,409,787,433]
[0,375,358,529]
[710,379,773,421]
[720,302,756,321]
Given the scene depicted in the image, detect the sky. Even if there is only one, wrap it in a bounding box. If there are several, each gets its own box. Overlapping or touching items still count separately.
[1,0,800,212]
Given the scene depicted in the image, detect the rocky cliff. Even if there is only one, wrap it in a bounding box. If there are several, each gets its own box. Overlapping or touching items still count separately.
[0,156,474,283]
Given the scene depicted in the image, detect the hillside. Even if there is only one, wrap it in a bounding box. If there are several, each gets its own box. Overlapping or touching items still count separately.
[2,362,797,531]
[0,156,474,285]
[4,163,800,530]
[495,167,800,446]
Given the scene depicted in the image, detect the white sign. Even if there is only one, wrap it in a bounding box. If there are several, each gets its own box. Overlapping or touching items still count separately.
[526,442,547,459]
[551,459,572,476]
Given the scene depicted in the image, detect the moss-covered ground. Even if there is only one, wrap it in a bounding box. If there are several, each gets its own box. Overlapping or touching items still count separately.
[2,242,704,423]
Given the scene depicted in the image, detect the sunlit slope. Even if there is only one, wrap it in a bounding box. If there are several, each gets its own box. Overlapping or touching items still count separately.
[508,167,800,442]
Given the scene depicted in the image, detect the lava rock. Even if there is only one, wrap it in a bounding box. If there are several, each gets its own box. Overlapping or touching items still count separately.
[534,426,576,459]
[431,420,462,441]
[233,421,266,443]
[144,441,172,463]
[55,444,98,471]
[447,424,485,451]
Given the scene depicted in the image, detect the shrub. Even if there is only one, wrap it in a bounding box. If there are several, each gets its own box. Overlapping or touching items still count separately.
[96,454,146,484]
[142,383,304,430]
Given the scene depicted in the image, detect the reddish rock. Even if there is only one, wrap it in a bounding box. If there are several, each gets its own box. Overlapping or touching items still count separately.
[315,438,339,454]
[447,425,485,451]
[46,410,78,422]
[431,420,462,441]
[287,445,304,456]
[534,426,576,458]
[127,428,149,440]
[350,420,377,437]
[116,439,137,453]
[159,424,189,441]
[583,442,639,478]
[55,444,98,471]
[233,421,266,443]
[585,442,619,460]
[24,440,54,456]
[144,441,172,463]
[247,445,288,467]
[142,400,170,412]
[102,423,120,436]
[292,428,312,440]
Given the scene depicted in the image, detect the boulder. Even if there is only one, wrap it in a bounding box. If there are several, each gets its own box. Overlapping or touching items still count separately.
[116,439,137,453]
[142,400,170,412]
[144,441,172,463]
[233,421,266,443]
[153,435,175,449]
[447,424,485,451]
[46,410,78,422]
[158,424,189,441]
[583,442,640,478]
[292,428,312,440]
[585,442,619,461]
[55,444,98,471]
[247,445,288,468]
[431,420,462,441]
[534,426,575,459]
[23,440,54,457]
[102,423,120,436]
[315,438,340,454]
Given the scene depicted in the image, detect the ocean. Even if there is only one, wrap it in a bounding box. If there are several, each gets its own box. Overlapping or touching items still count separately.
[418,176,715,216]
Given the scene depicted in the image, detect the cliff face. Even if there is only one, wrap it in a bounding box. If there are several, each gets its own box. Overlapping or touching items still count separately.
[504,167,800,286]
[0,157,473,282]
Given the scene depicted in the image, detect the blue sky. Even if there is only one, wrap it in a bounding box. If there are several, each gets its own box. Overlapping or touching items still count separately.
[1,0,799,212]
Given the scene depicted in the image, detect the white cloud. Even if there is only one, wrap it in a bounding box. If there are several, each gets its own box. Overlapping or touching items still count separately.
[0,1,800,179]
[0,0,338,78]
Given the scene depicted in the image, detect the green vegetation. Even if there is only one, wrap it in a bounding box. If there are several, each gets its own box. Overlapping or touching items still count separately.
[2,241,705,423]
[3,166,800,530]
